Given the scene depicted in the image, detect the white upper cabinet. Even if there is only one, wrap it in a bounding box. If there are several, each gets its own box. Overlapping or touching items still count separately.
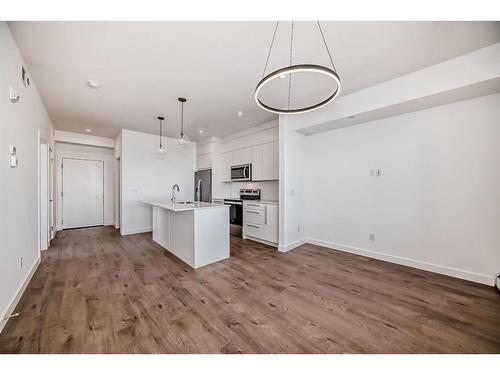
[220,141,278,183]
[251,145,263,180]
[221,152,232,182]
[196,153,212,170]
[232,147,252,166]
[251,141,278,181]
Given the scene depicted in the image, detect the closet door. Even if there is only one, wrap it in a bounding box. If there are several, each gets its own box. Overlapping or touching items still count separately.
[62,158,104,229]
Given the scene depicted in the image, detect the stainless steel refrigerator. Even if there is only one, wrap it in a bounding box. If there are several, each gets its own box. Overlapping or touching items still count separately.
[194,169,212,202]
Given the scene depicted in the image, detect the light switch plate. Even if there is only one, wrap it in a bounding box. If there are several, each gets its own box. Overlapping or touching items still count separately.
[9,155,18,167]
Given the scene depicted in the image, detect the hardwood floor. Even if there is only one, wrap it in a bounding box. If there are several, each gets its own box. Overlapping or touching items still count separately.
[1,226,499,353]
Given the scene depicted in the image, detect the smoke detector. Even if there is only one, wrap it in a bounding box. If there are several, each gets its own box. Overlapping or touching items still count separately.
[87,80,100,89]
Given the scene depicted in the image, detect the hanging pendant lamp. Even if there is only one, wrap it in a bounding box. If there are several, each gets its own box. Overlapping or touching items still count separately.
[255,21,341,115]
[175,97,190,148]
[156,115,167,158]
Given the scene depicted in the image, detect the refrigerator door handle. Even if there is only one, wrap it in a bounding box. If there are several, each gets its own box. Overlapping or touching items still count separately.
[196,179,202,201]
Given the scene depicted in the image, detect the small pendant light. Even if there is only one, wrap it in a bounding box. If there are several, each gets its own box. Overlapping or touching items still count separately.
[175,97,190,149]
[156,115,167,158]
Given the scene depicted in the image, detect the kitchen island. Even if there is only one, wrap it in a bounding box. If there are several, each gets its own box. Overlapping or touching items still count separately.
[142,200,229,268]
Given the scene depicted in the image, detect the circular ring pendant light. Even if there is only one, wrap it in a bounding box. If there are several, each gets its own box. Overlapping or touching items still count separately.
[255,21,341,115]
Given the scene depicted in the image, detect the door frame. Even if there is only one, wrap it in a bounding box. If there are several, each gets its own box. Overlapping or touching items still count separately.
[61,157,105,229]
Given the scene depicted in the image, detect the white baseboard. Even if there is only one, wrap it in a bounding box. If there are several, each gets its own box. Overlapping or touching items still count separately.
[120,227,152,236]
[0,257,41,334]
[278,238,306,252]
[306,237,495,286]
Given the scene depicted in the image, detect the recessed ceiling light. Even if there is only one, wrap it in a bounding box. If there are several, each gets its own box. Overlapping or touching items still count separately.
[87,80,100,89]
[237,111,243,117]
[85,129,92,132]
[199,130,204,134]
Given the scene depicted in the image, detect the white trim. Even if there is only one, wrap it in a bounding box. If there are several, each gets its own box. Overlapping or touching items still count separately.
[278,238,306,252]
[221,119,278,143]
[305,237,495,286]
[120,226,152,236]
[243,235,277,248]
[0,257,41,334]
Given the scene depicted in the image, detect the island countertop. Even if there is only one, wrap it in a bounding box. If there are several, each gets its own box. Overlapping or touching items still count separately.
[142,200,227,212]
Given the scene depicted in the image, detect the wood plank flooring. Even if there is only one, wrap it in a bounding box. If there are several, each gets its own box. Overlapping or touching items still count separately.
[1,226,499,353]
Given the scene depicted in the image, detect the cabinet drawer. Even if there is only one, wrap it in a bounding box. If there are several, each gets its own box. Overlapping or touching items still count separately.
[245,208,266,225]
[243,202,265,211]
[244,223,264,238]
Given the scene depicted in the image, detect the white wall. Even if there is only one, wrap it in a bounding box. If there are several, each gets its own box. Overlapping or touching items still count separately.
[55,143,115,229]
[54,130,116,148]
[0,22,54,331]
[121,129,196,235]
[278,117,306,251]
[303,93,500,285]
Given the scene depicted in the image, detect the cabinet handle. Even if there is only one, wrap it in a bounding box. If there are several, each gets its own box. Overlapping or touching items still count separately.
[264,205,267,225]
[247,224,260,228]
[246,210,260,214]
[246,203,260,207]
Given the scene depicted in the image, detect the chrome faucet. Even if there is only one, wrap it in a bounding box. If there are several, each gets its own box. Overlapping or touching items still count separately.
[171,184,180,205]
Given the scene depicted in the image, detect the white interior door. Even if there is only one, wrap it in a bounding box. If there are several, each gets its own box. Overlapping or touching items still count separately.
[49,147,55,239]
[39,144,49,250]
[62,158,104,229]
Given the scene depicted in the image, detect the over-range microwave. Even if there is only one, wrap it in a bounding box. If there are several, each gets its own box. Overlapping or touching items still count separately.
[231,164,252,181]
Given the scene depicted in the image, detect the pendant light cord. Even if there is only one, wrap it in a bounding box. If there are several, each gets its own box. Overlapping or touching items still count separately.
[287,21,294,110]
[262,21,279,78]
[181,101,184,137]
[317,21,337,72]
[159,118,162,148]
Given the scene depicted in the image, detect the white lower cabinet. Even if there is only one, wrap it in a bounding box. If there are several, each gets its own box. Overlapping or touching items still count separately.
[243,202,278,245]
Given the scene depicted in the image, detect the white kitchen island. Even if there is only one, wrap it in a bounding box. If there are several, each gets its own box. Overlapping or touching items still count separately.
[142,200,230,269]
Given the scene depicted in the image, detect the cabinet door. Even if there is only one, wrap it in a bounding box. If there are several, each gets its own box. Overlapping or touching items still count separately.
[262,204,278,243]
[222,152,232,182]
[272,140,279,180]
[241,147,252,164]
[233,147,252,166]
[197,153,211,170]
[261,142,274,180]
[251,145,263,181]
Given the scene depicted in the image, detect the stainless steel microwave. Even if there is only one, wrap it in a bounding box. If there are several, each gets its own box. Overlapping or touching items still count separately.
[231,164,252,181]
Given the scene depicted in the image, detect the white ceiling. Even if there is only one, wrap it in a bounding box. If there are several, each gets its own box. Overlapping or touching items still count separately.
[9,21,500,141]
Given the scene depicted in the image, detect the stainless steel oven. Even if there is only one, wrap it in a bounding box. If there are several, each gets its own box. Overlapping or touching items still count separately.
[224,199,243,237]
[224,189,260,238]
[231,164,252,181]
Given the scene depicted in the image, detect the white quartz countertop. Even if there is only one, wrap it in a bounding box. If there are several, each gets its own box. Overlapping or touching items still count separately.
[142,200,228,212]
[213,198,279,205]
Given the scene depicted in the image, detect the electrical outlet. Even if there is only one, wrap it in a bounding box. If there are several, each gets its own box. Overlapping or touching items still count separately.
[19,257,23,269]
[369,169,375,177]
[376,169,382,177]
[369,233,375,241]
